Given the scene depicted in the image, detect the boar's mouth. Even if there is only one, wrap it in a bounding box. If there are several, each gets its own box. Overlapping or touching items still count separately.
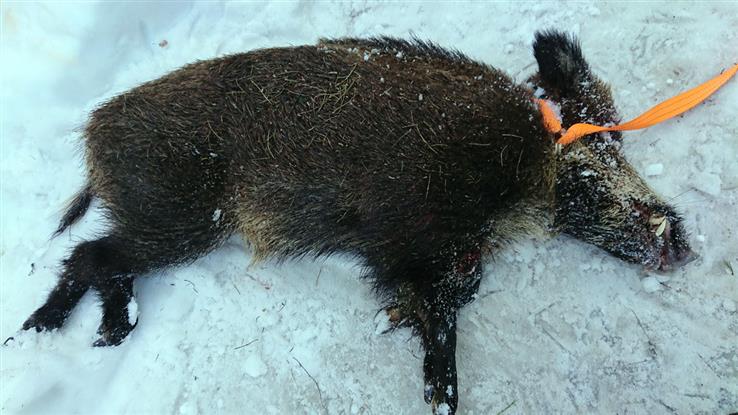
[633,202,697,273]
[653,218,697,272]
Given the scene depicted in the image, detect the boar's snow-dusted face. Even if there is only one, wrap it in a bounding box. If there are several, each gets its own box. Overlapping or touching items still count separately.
[554,141,695,272]
[530,30,695,271]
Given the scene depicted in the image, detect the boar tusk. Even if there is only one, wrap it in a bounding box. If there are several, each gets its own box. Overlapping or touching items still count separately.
[655,219,668,236]
[649,215,666,226]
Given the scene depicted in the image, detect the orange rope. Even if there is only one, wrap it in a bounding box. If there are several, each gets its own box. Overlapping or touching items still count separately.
[538,63,738,145]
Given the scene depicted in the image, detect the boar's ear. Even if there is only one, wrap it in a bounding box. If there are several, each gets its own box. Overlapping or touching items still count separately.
[533,30,591,96]
[532,30,622,144]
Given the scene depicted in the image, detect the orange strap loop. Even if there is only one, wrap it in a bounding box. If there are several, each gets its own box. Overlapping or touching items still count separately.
[538,63,738,145]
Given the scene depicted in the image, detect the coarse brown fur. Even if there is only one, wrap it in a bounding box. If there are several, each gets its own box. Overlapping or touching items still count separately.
[22,31,693,414]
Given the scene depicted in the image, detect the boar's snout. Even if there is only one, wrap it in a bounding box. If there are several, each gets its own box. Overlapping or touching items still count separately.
[656,227,697,272]
[554,143,697,273]
[636,204,697,272]
[631,201,696,273]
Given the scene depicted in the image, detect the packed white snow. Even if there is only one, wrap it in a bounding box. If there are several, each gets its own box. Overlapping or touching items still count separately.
[1,2,737,414]
[644,163,664,177]
[126,297,139,327]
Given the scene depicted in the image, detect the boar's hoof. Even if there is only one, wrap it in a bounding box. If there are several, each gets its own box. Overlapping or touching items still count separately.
[424,383,435,403]
[429,385,457,415]
[424,383,457,415]
[93,319,136,347]
[424,349,458,414]
[22,306,67,332]
[93,322,134,347]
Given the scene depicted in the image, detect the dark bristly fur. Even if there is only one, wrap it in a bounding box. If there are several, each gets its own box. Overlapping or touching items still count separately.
[22,31,694,414]
[532,30,589,95]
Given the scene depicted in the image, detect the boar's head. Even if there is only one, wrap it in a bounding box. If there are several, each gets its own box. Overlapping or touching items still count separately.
[530,30,695,272]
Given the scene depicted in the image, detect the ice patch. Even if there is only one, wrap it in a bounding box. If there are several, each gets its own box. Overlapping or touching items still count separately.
[641,276,662,293]
[645,163,663,176]
[178,402,197,415]
[243,354,268,378]
[692,172,721,196]
[212,208,222,222]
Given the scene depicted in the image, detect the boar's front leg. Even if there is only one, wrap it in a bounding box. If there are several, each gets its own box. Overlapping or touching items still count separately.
[421,300,459,414]
[381,250,483,415]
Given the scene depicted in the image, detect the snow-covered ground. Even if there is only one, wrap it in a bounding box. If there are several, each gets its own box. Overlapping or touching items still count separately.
[1,2,737,414]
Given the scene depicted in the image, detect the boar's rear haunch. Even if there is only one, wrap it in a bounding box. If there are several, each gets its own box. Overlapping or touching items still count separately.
[22,30,695,414]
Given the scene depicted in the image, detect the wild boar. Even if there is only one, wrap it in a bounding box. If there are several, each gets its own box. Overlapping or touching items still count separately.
[21,30,694,414]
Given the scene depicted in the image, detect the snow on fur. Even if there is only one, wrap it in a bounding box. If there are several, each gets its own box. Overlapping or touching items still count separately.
[1,2,736,414]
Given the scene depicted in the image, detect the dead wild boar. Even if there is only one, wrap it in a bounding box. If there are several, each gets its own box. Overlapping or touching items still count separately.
[22,30,694,414]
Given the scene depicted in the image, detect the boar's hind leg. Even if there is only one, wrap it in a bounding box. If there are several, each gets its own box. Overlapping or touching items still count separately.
[22,236,135,344]
[22,273,89,332]
[23,225,221,346]
[92,272,135,347]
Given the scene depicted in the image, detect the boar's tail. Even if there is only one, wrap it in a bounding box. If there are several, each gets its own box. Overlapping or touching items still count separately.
[532,30,590,95]
[52,184,94,238]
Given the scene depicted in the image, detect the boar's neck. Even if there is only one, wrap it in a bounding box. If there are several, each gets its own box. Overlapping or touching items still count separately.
[484,145,557,251]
